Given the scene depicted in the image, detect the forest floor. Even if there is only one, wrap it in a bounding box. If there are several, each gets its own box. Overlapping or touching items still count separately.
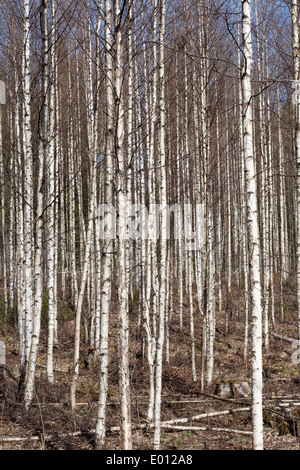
[1,281,300,450]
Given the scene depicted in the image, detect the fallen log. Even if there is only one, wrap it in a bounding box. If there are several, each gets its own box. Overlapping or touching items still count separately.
[157,407,251,425]
[270,333,296,343]
[161,425,252,435]
[0,407,252,442]
[0,430,85,443]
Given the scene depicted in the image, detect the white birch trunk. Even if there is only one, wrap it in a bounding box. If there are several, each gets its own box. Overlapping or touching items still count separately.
[47,0,57,383]
[114,0,132,449]
[153,0,166,450]
[95,0,114,448]
[24,0,51,404]
[23,0,33,365]
[292,0,300,381]
[242,0,264,450]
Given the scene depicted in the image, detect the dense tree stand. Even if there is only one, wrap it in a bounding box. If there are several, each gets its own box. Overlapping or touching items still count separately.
[0,0,300,451]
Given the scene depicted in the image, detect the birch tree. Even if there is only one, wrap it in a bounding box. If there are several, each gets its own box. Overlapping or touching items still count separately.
[22,0,33,367]
[241,0,264,450]
[153,0,166,450]
[24,0,48,405]
[95,0,114,448]
[114,0,132,450]
[292,0,300,380]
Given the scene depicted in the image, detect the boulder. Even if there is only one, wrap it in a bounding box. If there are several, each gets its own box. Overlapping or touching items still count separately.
[214,380,251,399]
